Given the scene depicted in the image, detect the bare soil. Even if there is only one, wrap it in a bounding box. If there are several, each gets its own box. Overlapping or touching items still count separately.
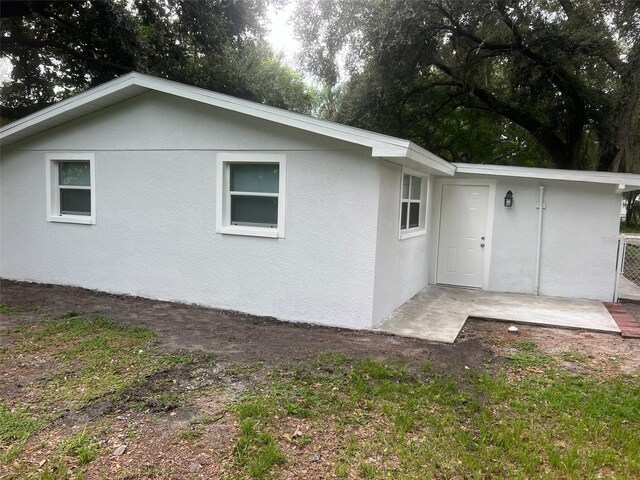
[0,280,496,376]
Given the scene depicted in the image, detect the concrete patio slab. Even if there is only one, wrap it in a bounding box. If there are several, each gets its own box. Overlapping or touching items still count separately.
[375,286,621,343]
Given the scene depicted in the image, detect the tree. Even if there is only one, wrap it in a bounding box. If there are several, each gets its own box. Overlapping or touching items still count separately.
[1,0,312,119]
[293,0,640,172]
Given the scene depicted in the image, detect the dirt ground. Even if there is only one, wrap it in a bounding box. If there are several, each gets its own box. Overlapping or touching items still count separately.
[2,280,639,375]
[1,280,639,479]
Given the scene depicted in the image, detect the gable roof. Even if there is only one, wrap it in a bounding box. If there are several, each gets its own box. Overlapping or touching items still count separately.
[1,72,637,191]
[0,72,455,175]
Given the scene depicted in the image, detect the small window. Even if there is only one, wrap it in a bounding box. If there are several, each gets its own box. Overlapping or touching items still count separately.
[230,163,279,228]
[216,154,286,238]
[59,162,91,215]
[46,153,96,224]
[399,171,427,239]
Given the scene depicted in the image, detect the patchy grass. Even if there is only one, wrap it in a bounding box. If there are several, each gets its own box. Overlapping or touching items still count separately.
[0,304,38,314]
[1,313,639,479]
[513,339,538,352]
[0,314,200,476]
[59,428,100,465]
[230,354,640,479]
[560,351,592,363]
[4,315,185,411]
[0,403,41,462]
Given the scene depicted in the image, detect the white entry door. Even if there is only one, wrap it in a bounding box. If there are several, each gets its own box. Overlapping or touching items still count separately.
[436,184,490,288]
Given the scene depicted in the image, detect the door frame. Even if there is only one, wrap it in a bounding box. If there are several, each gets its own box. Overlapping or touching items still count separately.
[431,178,496,290]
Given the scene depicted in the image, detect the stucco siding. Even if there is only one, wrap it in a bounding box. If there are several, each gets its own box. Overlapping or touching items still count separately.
[372,161,431,325]
[487,177,620,300]
[1,92,380,329]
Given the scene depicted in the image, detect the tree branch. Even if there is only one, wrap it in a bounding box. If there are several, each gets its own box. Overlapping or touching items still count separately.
[1,35,134,73]
[432,61,572,168]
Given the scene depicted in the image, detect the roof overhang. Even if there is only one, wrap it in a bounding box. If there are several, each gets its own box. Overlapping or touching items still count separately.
[453,163,640,192]
[0,72,454,176]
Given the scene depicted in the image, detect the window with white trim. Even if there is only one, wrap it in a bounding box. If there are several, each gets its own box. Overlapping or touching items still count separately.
[399,170,427,239]
[46,153,96,225]
[216,154,286,238]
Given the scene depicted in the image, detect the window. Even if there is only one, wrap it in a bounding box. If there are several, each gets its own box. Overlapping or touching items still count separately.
[216,154,286,238]
[46,153,96,224]
[399,170,427,239]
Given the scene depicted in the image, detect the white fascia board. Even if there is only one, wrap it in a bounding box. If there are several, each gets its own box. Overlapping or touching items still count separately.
[1,72,457,175]
[0,74,140,143]
[372,142,455,175]
[407,143,456,175]
[453,162,640,189]
[131,73,408,152]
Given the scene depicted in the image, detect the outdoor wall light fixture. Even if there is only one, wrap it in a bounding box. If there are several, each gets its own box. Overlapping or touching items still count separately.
[504,190,514,207]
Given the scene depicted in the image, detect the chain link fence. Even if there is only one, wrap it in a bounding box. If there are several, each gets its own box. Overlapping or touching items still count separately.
[622,237,640,286]
[616,236,640,301]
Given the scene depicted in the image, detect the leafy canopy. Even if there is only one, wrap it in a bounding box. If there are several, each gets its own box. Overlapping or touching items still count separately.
[0,0,312,119]
[293,0,640,172]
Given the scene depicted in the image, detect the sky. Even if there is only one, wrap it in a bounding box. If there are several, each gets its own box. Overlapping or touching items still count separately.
[265,3,301,67]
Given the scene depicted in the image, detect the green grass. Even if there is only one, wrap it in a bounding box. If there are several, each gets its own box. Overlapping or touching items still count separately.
[233,418,286,478]
[0,304,38,314]
[4,315,179,410]
[229,354,640,479]
[513,339,537,352]
[560,351,592,363]
[620,221,640,233]
[507,341,556,368]
[59,429,100,465]
[0,403,41,462]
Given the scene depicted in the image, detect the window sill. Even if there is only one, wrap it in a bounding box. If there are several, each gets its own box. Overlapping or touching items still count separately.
[48,215,95,225]
[217,225,283,238]
[399,228,426,240]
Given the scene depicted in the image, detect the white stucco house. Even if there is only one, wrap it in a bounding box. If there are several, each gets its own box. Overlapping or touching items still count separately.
[1,72,638,330]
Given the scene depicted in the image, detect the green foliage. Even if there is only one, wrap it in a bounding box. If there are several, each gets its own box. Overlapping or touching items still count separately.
[1,0,312,119]
[294,0,640,172]
[620,222,640,234]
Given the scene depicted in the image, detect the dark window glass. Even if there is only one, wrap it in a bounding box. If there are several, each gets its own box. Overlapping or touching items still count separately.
[401,202,408,229]
[409,203,420,228]
[230,163,279,193]
[59,161,90,186]
[231,196,278,227]
[60,189,91,215]
[410,176,421,200]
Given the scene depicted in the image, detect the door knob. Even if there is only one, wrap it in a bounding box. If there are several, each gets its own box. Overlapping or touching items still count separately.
[480,243,485,248]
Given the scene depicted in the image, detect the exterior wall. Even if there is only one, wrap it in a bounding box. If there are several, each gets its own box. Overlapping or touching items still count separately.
[372,162,432,325]
[443,175,621,301]
[0,92,380,329]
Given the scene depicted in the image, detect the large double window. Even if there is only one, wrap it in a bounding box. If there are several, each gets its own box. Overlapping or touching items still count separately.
[399,170,427,239]
[217,154,286,238]
[46,153,96,224]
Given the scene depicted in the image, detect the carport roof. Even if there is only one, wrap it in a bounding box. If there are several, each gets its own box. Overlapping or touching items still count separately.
[453,163,640,192]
